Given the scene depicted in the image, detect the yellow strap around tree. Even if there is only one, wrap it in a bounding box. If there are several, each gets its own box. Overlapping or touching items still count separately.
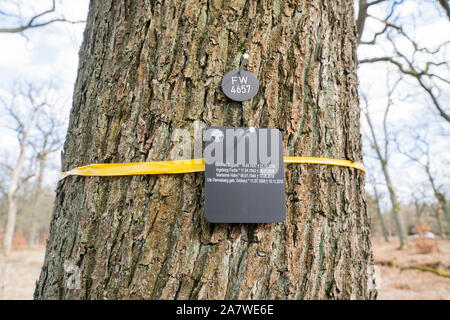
[283,157,365,173]
[62,157,365,177]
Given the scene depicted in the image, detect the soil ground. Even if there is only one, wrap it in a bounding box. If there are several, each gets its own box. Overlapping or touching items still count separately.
[2,248,45,300]
[373,237,450,300]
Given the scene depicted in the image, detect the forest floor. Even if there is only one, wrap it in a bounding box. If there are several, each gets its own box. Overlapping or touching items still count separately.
[2,247,45,300]
[1,239,449,300]
[373,237,450,300]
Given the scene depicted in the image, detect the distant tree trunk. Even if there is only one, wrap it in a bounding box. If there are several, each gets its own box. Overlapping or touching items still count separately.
[439,202,450,235]
[433,206,444,239]
[35,0,375,299]
[372,186,389,242]
[3,130,29,254]
[2,85,41,256]
[365,111,407,249]
[385,172,407,248]
[1,112,33,298]
[426,168,450,235]
[29,155,46,248]
[413,197,425,224]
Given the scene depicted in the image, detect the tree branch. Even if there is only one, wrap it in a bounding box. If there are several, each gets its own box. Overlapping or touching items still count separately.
[360,57,450,122]
[437,0,450,20]
[0,0,85,34]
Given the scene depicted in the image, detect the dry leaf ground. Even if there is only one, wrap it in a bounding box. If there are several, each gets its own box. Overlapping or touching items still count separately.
[373,237,450,300]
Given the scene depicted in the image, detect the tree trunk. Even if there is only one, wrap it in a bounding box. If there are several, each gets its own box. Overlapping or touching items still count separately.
[3,140,28,254]
[1,121,29,298]
[433,207,444,239]
[384,171,407,249]
[35,0,375,300]
[427,169,450,235]
[441,202,450,235]
[365,111,407,249]
[29,156,46,248]
[372,186,389,242]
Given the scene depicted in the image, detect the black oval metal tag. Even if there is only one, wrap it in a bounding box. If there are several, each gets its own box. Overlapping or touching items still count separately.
[221,70,259,102]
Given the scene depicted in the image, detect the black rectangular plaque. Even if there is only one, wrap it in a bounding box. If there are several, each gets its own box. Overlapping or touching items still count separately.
[204,126,286,223]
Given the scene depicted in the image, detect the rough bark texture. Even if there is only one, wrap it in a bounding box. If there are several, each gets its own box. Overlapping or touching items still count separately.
[35,0,375,300]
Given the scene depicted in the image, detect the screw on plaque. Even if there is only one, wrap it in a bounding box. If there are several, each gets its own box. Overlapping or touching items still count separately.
[239,53,249,74]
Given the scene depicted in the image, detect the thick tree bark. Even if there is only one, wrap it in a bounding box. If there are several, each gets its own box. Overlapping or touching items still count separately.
[35,0,375,299]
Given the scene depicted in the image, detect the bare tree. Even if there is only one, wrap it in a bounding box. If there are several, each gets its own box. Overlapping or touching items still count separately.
[0,84,46,254]
[0,82,63,253]
[27,110,64,247]
[372,184,390,242]
[367,172,390,242]
[431,203,445,238]
[356,0,389,43]
[362,80,408,249]
[0,0,84,34]
[411,192,427,224]
[0,83,46,297]
[357,0,450,122]
[398,135,450,235]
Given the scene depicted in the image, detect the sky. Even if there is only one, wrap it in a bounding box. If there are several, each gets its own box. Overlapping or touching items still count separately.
[356,0,450,207]
[0,0,89,183]
[0,0,448,209]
